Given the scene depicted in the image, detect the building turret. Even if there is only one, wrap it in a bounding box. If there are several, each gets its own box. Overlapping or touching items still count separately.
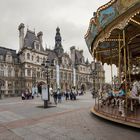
[70,46,76,65]
[37,31,43,46]
[18,23,25,50]
[54,27,64,56]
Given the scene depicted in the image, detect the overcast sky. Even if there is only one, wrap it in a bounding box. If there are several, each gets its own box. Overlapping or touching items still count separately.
[0,0,116,82]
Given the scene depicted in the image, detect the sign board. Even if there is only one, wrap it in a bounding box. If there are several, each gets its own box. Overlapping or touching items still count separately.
[32,86,38,95]
[41,84,48,100]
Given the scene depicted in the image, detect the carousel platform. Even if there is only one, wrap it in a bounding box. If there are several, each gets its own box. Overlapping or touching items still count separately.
[91,105,140,128]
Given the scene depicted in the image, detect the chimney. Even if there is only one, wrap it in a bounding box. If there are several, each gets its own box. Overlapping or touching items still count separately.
[70,46,76,65]
[37,31,43,46]
[80,50,83,56]
[18,23,25,50]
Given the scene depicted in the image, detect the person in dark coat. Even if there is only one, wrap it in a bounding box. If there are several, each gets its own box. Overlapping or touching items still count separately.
[65,90,69,100]
[70,90,73,100]
[53,91,57,105]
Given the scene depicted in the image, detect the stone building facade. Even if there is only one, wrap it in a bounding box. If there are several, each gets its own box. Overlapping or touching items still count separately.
[0,23,105,96]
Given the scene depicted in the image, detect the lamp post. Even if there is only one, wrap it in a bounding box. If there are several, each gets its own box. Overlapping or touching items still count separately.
[92,70,97,97]
[32,70,36,87]
[0,79,4,99]
[41,59,54,108]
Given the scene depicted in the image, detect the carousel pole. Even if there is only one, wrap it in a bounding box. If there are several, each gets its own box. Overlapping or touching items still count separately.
[127,44,131,86]
[110,45,113,88]
[96,50,99,110]
[123,29,128,117]
[94,51,97,107]
[123,29,127,92]
[118,34,121,83]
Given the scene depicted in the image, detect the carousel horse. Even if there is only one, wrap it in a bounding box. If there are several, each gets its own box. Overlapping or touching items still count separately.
[101,86,126,116]
[130,81,140,97]
[129,81,140,111]
[100,89,115,107]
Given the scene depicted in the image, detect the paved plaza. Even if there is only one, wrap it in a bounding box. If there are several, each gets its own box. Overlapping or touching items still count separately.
[0,92,139,140]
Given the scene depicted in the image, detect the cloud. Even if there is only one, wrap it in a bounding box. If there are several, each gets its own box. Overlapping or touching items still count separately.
[0,0,115,82]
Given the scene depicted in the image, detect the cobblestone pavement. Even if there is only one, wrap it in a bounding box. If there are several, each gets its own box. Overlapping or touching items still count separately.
[0,93,139,140]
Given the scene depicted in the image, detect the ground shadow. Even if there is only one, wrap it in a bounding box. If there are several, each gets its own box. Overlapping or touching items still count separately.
[90,112,140,131]
[36,105,56,109]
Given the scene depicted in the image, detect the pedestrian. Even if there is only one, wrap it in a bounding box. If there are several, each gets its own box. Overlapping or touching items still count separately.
[65,90,69,100]
[21,91,25,100]
[70,90,73,100]
[58,92,62,103]
[53,91,57,105]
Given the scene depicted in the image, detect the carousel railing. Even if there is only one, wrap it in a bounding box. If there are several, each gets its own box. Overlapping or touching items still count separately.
[94,90,140,125]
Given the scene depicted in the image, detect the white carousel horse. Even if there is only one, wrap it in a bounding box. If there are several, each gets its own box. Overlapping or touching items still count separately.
[129,81,140,111]
[130,81,140,97]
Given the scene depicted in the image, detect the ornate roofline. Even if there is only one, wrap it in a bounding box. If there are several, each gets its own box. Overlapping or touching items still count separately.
[96,0,117,17]
[85,0,140,53]
[85,0,117,39]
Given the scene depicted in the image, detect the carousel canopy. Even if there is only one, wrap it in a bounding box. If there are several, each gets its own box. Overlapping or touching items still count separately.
[85,0,140,65]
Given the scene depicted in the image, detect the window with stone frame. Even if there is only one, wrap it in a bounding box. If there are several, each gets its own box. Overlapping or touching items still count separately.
[50,70,53,79]
[43,57,45,63]
[32,55,34,61]
[27,53,30,60]
[15,81,19,88]
[60,72,63,80]
[36,43,40,50]
[65,72,67,80]
[8,67,12,77]
[76,75,78,81]
[15,69,19,77]
[42,71,46,78]
[27,69,31,76]
[53,70,56,79]
[0,55,3,61]
[37,56,39,62]
[0,66,4,76]
[37,71,40,78]
[8,82,12,88]
[23,53,25,60]
[69,73,71,81]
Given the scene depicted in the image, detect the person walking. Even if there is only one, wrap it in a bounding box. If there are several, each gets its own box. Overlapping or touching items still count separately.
[53,91,57,105]
[65,90,69,100]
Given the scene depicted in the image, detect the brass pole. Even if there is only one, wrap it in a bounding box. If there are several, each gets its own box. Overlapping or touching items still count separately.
[123,29,127,117]
[127,44,131,86]
[110,46,113,87]
[118,34,121,83]
[123,30,127,92]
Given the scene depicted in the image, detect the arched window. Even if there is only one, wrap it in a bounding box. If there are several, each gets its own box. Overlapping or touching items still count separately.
[0,65,4,76]
[36,43,40,50]
[37,56,39,62]
[8,66,12,77]
[27,69,31,76]
[27,53,30,60]
[43,57,45,63]
[32,55,34,61]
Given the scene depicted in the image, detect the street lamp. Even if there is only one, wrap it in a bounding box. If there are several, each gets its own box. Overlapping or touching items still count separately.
[41,59,54,108]
[0,79,5,99]
[32,71,36,87]
[92,70,97,97]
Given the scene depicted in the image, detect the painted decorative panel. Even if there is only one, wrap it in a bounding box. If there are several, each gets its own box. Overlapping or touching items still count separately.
[85,0,140,52]
[91,24,98,39]
[99,6,117,28]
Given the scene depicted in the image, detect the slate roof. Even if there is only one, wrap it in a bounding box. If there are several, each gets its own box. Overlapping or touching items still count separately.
[24,29,38,48]
[23,29,44,51]
[75,50,83,64]
[0,46,20,63]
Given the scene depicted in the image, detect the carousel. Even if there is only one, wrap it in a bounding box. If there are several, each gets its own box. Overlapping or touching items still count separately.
[85,0,140,128]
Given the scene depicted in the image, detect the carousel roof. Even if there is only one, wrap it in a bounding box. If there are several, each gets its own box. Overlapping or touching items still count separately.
[85,0,140,65]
